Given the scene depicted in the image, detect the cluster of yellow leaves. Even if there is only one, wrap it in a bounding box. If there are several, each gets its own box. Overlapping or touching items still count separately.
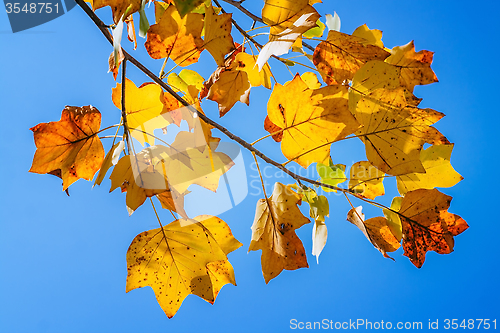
[29,75,237,317]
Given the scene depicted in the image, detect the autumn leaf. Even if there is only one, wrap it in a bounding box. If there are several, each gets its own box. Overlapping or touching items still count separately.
[126,215,242,318]
[112,79,167,145]
[264,115,283,142]
[316,160,346,192]
[153,131,234,194]
[267,74,360,168]
[256,8,319,71]
[29,106,105,191]
[207,70,251,117]
[145,4,204,66]
[249,182,310,283]
[90,0,140,23]
[156,188,188,218]
[313,30,390,85]
[396,144,463,195]
[353,87,449,175]
[348,60,400,112]
[348,161,385,199]
[261,0,317,36]
[230,53,272,89]
[109,151,169,215]
[173,0,204,17]
[347,206,400,259]
[398,189,468,268]
[385,41,438,92]
[383,196,403,242]
[352,24,384,48]
[203,4,235,66]
[94,140,125,186]
[294,186,329,263]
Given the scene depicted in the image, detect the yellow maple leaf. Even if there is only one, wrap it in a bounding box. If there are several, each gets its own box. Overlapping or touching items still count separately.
[313,30,390,85]
[29,106,105,191]
[385,41,439,91]
[249,182,310,283]
[145,4,204,66]
[261,0,317,36]
[353,88,449,176]
[112,79,168,146]
[203,5,235,66]
[352,24,384,48]
[396,144,463,195]
[230,53,272,89]
[267,74,360,168]
[399,189,468,268]
[126,215,242,318]
[348,161,385,199]
[92,0,141,24]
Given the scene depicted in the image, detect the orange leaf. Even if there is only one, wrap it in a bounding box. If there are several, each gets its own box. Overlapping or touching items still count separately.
[313,30,390,85]
[29,106,104,191]
[347,206,400,259]
[264,115,283,142]
[399,189,468,268]
[385,41,438,92]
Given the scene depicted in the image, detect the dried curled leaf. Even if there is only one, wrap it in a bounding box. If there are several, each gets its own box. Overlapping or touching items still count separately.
[29,105,105,191]
[249,182,310,283]
[347,206,400,259]
[126,215,242,318]
[203,4,235,66]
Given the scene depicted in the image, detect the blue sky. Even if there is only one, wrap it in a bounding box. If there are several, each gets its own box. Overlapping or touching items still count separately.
[1,0,499,332]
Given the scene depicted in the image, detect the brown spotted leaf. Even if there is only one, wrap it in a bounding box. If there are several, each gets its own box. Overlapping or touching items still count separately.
[126,215,242,318]
[145,4,204,66]
[29,106,105,191]
[313,30,390,85]
[249,182,311,283]
[267,74,360,168]
[399,189,468,268]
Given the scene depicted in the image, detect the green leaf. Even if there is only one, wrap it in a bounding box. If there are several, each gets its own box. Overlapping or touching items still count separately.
[382,197,403,242]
